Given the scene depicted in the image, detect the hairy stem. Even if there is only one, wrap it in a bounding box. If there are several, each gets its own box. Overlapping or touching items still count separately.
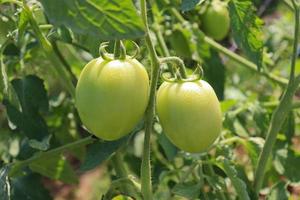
[153,25,175,76]
[140,0,161,199]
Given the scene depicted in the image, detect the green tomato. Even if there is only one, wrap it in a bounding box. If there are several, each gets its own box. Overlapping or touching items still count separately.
[156,80,222,153]
[76,57,149,140]
[200,0,230,41]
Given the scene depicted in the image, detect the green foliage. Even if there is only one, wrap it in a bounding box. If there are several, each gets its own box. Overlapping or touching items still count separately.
[38,0,145,41]
[228,0,264,70]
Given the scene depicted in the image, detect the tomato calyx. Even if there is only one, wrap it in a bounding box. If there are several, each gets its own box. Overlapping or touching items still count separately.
[98,40,140,61]
[160,56,204,83]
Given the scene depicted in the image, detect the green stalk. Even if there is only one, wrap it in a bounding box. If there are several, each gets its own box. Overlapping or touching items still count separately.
[152,24,175,76]
[203,37,288,86]
[253,2,300,194]
[140,0,161,199]
[111,151,140,199]
[9,136,95,176]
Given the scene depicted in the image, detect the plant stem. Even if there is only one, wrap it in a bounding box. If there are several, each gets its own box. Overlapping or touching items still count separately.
[140,0,161,199]
[111,151,140,198]
[9,136,95,176]
[203,37,288,86]
[153,24,175,76]
[253,3,300,194]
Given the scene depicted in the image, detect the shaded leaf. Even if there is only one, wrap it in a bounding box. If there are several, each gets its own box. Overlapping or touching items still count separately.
[4,75,49,143]
[11,173,52,200]
[29,154,78,184]
[194,29,225,100]
[172,182,202,199]
[80,137,128,172]
[0,166,10,200]
[181,0,205,11]
[220,159,250,200]
[157,133,178,161]
[267,181,289,200]
[274,149,300,182]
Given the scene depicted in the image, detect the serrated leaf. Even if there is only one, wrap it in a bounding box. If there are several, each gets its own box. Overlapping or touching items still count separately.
[228,0,263,70]
[29,154,78,184]
[28,134,52,151]
[3,75,49,142]
[10,173,52,200]
[39,0,145,41]
[221,159,250,200]
[157,133,178,161]
[240,137,264,167]
[181,0,205,12]
[267,181,289,200]
[0,166,11,200]
[274,149,300,182]
[80,137,128,172]
[172,182,202,199]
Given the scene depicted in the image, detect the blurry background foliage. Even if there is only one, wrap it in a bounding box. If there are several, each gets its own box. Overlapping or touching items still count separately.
[1,0,300,199]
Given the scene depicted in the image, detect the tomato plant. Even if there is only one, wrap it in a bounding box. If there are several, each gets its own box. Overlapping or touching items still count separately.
[1,0,300,200]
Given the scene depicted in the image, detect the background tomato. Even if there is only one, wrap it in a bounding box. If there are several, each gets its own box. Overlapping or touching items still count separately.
[157,80,222,153]
[200,0,230,41]
[76,57,149,140]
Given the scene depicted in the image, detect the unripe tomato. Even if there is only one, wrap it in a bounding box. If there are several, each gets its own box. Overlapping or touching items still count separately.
[156,80,222,153]
[200,0,230,41]
[76,57,149,140]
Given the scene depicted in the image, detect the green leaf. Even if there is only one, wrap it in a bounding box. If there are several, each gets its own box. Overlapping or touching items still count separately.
[80,137,128,172]
[157,133,178,161]
[0,166,10,200]
[18,9,29,42]
[3,75,49,143]
[240,137,264,167]
[39,0,145,41]
[221,159,250,200]
[267,181,289,200]
[181,0,205,11]
[29,154,78,184]
[228,0,263,70]
[274,149,300,182]
[172,182,202,199]
[194,29,226,100]
[10,173,52,200]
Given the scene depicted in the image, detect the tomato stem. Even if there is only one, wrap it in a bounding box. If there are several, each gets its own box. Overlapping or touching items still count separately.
[140,0,161,199]
[152,23,175,76]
